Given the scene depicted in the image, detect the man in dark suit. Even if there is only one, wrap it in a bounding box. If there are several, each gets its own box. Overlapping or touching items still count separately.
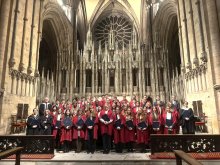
[39,97,52,116]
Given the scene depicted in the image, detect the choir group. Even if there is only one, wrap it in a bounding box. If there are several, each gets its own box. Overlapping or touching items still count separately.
[26,95,195,154]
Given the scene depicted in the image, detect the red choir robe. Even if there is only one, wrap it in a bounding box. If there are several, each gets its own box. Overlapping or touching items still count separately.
[113,113,125,144]
[148,111,162,134]
[52,113,63,138]
[124,114,135,143]
[72,115,86,139]
[99,109,113,136]
[136,114,149,144]
[84,113,99,140]
[60,115,72,143]
[132,107,140,124]
[162,111,178,134]
[129,100,136,109]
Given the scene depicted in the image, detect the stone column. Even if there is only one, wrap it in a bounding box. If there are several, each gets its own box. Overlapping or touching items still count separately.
[182,0,192,70]
[102,63,105,94]
[188,0,199,66]
[105,62,108,94]
[206,0,220,132]
[9,0,20,69]
[92,63,95,96]
[177,3,185,71]
[27,0,37,74]
[71,7,77,98]
[0,0,11,88]
[129,59,133,96]
[19,0,29,72]
[141,45,145,97]
[83,63,86,96]
[34,0,44,75]
[79,59,83,95]
[115,61,119,95]
[195,0,207,62]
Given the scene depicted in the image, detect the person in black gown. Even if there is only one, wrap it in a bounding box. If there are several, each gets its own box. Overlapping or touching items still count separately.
[26,108,41,135]
[180,101,195,134]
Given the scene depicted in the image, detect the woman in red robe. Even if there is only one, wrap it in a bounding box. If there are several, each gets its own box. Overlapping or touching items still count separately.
[162,105,178,134]
[113,107,125,153]
[99,105,113,154]
[124,107,135,152]
[60,109,72,153]
[52,108,63,150]
[72,109,86,153]
[148,106,162,134]
[84,107,99,154]
[136,108,148,152]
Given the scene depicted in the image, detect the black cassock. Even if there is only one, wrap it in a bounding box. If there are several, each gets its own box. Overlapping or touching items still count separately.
[40,115,53,135]
[39,103,52,116]
[180,108,195,134]
[26,114,41,135]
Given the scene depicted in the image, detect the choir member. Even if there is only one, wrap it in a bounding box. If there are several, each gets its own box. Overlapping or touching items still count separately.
[120,95,128,105]
[59,99,66,113]
[163,105,178,134]
[73,109,85,153]
[52,108,63,150]
[26,108,41,135]
[124,107,135,152]
[39,97,52,116]
[40,109,53,135]
[148,106,162,134]
[60,109,73,153]
[179,101,195,134]
[99,105,113,154]
[136,108,148,152]
[85,108,99,154]
[113,107,125,153]
[171,95,180,112]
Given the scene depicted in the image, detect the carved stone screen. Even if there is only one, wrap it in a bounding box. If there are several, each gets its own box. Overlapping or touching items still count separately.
[94,15,133,49]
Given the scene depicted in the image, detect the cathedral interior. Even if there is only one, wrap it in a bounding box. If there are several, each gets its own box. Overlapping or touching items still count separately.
[0,0,220,135]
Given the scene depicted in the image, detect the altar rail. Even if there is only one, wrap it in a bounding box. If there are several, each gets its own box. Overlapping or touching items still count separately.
[151,134,220,154]
[0,135,54,154]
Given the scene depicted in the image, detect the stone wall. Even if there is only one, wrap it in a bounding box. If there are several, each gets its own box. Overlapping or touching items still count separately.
[0,0,70,135]
[177,0,220,133]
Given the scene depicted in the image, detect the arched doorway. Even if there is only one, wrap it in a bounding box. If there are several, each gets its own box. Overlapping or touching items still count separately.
[37,2,72,103]
[153,0,184,102]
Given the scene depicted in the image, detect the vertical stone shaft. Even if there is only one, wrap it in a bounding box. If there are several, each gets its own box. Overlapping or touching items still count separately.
[19,0,29,72]
[34,0,44,75]
[182,0,191,69]
[195,0,207,62]
[189,0,198,66]
[27,0,37,74]
[9,0,19,68]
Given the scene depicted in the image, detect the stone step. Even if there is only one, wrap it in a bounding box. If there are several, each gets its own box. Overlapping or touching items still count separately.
[1,152,220,165]
[1,160,220,165]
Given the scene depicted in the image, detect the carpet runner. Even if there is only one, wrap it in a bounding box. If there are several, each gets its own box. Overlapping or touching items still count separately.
[150,152,220,159]
[4,154,54,159]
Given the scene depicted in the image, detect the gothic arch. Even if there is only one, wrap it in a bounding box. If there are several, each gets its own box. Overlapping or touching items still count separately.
[77,0,87,49]
[153,0,183,99]
[89,0,140,37]
[42,1,72,52]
